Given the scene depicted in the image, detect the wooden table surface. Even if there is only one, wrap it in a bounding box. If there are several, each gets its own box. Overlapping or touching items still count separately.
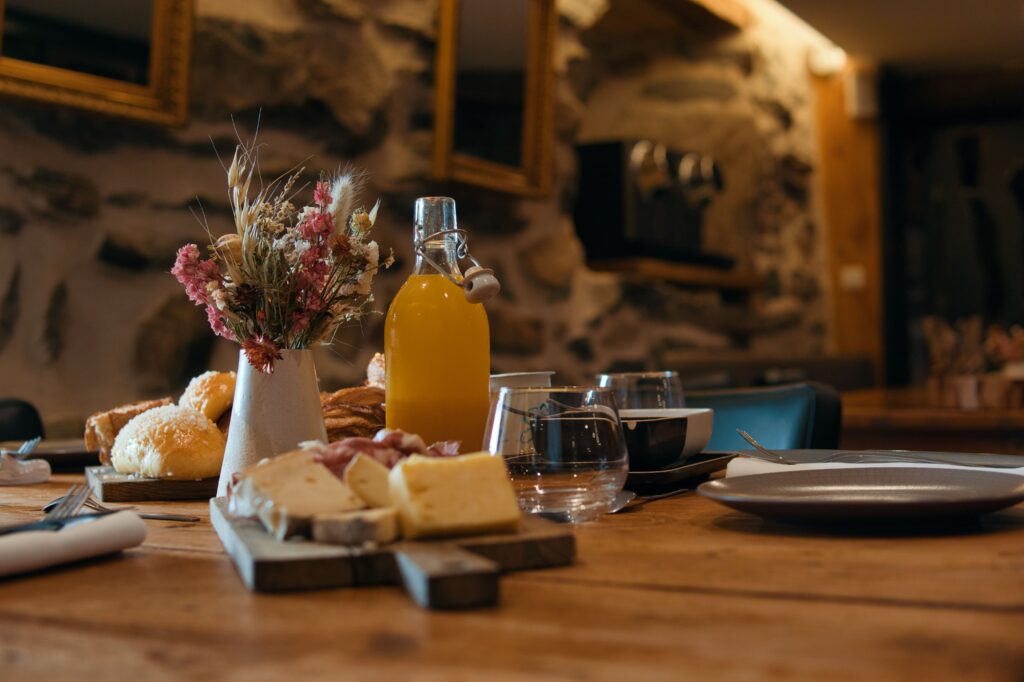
[843,388,1024,430]
[2,474,1023,681]
[842,388,1024,454]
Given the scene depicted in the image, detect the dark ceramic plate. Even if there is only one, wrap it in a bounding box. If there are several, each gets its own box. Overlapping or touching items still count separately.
[697,467,1024,521]
[626,451,735,492]
[1,438,100,470]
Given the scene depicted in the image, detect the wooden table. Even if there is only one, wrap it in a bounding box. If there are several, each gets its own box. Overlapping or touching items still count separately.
[2,474,1023,681]
[843,388,1024,454]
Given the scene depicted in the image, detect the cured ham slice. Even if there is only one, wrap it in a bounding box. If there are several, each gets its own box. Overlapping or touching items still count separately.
[302,429,461,477]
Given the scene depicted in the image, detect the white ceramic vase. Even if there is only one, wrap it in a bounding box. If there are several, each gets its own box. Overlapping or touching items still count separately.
[217,348,327,495]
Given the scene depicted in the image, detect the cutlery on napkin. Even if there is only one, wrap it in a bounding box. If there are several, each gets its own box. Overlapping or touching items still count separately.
[727,457,1024,479]
[0,511,147,579]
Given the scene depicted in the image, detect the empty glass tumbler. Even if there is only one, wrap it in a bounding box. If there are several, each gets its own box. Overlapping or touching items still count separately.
[484,387,628,523]
[595,371,685,410]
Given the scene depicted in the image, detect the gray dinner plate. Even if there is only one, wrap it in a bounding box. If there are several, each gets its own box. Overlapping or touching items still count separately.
[697,467,1024,521]
[747,449,1024,468]
[0,438,99,469]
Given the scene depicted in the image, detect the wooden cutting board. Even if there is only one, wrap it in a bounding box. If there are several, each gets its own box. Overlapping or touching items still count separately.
[209,497,575,609]
[86,466,218,502]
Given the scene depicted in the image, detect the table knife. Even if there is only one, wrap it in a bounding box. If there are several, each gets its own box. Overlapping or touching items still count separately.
[0,512,108,537]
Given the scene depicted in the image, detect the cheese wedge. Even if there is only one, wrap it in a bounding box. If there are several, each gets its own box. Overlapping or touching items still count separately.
[388,452,521,540]
[344,453,391,508]
[312,507,399,546]
[231,449,365,540]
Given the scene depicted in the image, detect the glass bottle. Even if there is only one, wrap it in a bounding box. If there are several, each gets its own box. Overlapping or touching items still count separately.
[384,197,491,449]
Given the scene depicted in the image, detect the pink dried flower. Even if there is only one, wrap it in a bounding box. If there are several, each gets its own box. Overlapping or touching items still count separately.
[206,305,236,341]
[172,244,221,305]
[300,241,328,269]
[298,211,333,240]
[295,262,329,299]
[313,181,331,208]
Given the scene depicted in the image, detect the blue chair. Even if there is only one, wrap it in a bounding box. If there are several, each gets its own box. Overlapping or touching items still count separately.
[686,382,841,451]
[0,398,45,441]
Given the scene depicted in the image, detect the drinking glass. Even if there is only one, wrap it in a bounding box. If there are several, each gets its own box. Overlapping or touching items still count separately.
[595,371,685,409]
[489,371,555,392]
[484,387,628,523]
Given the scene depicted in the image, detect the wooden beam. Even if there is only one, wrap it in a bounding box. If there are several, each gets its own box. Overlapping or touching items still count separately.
[813,66,884,384]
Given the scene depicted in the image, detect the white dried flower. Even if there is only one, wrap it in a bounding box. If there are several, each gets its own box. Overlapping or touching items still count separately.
[214,233,244,281]
[364,240,379,268]
[328,172,361,230]
[354,241,379,295]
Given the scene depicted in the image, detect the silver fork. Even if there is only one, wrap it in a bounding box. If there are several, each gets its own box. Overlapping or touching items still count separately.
[47,484,92,520]
[41,495,199,522]
[1,436,42,459]
[736,430,1024,469]
[0,484,92,536]
[83,498,199,523]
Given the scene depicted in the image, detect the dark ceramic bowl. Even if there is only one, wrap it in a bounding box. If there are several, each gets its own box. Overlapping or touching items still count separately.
[618,408,714,471]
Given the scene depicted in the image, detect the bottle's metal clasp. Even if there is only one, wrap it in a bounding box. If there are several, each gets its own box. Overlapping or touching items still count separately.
[414,228,501,303]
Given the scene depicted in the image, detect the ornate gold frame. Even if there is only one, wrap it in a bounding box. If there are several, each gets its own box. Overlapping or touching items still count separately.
[0,0,193,126]
[433,0,556,195]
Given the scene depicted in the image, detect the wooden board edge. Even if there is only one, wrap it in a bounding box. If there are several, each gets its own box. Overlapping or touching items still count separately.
[453,514,576,572]
[393,544,500,609]
[210,498,368,593]
[209,499,576,595]
[458,531,576,572]
[209,497,260,591]
[87,466,218,502]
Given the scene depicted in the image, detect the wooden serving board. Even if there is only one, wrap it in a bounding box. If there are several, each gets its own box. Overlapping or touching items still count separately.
[86,466,218,502]
[209,497,575,609]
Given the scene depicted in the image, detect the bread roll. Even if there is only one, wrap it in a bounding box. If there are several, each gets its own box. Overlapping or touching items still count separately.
[366,352,385,390]
[111,404,226,480]
[85,397,173,466]
[179,371,236,422]
[320,386,385,441]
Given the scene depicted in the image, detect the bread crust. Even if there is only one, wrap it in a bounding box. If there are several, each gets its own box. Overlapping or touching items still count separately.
[84,397,173,465]
[320,386,385,441]
[111,404,226,480]
[179,371,236,422]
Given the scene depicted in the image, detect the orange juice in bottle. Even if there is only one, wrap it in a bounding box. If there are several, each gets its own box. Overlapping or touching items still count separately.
[384,197,493,449]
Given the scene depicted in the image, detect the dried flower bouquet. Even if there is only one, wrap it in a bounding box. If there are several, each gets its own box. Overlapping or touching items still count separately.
[173,139,389,372]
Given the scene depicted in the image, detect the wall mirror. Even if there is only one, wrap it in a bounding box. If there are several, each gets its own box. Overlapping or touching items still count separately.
[0,0,192,125]
[434,0,556,195]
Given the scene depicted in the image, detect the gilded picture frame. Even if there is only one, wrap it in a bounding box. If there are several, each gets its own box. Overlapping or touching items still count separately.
[433,0,556,196]
[0,0,193,126]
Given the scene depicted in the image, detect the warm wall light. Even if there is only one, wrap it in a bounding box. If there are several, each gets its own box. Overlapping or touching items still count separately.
[807,44,848,76]
[807,44,877,120]
[842,65,879,120]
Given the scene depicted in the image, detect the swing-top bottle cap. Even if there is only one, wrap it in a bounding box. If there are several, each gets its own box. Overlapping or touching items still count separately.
[414,196,457,235]
[410,196,500,302]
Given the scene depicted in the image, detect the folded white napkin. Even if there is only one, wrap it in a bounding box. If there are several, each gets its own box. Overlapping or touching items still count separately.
[0,511,147,579]
[726,457,1024,478]
[0,454,50,485]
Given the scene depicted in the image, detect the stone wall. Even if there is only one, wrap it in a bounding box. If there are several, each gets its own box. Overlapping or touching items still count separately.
[0,0,831,435]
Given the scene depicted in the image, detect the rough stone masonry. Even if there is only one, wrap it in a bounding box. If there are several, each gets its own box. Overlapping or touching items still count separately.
[0,0,829,435]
